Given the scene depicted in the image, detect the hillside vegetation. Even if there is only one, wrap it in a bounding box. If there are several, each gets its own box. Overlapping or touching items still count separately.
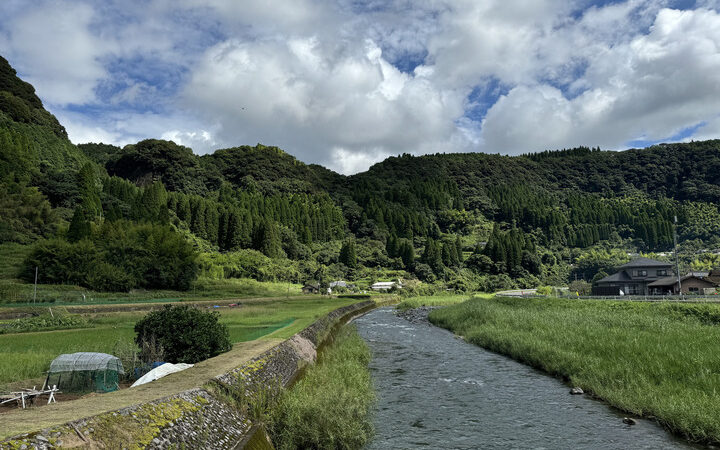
[1,54,719,297]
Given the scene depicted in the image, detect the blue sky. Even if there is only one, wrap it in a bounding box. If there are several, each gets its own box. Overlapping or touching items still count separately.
[2,0,720,173]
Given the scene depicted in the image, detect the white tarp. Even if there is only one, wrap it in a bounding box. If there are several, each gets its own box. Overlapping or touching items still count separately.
[130,363,194,388]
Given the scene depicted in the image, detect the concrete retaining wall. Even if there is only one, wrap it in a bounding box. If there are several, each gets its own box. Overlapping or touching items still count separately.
[0,300,375,450]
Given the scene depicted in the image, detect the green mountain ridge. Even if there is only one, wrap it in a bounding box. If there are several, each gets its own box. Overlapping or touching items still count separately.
[2,55,720,294]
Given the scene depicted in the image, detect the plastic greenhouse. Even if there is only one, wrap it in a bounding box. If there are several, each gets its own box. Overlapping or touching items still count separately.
[46,352,125,393]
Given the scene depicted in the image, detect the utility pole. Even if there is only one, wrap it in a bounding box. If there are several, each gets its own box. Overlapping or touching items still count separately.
[33,266,38,304]
[674,216,682,297]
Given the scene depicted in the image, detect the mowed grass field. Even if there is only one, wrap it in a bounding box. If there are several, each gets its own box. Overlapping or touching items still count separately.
[0,297,358,390]
[429,296,720,444]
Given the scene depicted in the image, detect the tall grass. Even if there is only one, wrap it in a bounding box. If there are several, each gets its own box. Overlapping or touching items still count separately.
[429,296,720,443]
[396,293,490,311]
[269,325,375,449]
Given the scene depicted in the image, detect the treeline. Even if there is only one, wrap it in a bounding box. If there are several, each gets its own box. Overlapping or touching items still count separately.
[22,222,197,291]
[101,176,345,258]
[485,185,676,250]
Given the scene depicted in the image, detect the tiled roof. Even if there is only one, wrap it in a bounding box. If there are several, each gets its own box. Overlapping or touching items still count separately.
[618,257,673,268]
[595,271,632,284]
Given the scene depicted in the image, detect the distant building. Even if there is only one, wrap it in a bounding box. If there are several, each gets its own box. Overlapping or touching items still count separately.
[647,274,717,295]
[371,281,402,291]
[593,258,674,295]
[301,283,320,294]
[593,257,719,295]
[328,280,355,294]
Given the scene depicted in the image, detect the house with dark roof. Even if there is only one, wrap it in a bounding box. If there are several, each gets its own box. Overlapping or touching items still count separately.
[647,274,717,295]
[592,257,674,295]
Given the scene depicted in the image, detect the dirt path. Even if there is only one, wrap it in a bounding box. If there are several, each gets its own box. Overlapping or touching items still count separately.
[0,338,281,440]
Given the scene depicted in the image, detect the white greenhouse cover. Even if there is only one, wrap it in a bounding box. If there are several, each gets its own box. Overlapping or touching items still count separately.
[130,363,194,388]
[49,352,124,374]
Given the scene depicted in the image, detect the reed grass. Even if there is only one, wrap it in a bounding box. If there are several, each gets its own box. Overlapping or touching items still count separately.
[396,293,490,311]
[269,325,375,450]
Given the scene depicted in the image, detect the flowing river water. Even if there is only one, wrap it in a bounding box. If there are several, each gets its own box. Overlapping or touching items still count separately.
[353,307,699,450]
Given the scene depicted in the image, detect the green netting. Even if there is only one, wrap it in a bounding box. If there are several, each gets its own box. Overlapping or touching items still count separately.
[47,352,123,393]
[46,369,120,393]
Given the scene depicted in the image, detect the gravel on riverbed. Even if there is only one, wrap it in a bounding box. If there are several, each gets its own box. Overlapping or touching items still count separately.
[395,306,441,324]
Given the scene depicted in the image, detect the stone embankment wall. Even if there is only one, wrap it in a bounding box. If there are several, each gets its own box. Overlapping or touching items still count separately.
[0,300,375,450]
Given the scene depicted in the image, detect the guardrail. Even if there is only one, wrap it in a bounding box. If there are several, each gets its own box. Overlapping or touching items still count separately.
[499,293,720,303]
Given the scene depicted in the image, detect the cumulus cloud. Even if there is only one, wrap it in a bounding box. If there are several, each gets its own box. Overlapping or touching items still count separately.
[479,7,720,153]
[2,0,720,172]
[1,1,110,105]
[182,37,468,167]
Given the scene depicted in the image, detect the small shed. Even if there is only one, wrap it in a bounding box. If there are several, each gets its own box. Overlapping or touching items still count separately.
[302,283,320,294]
[46,352,124,393]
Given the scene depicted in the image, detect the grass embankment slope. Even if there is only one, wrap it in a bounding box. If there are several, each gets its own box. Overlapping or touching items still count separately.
[0,297,358,391]
[429,296,720,443]
[270,325,375,449]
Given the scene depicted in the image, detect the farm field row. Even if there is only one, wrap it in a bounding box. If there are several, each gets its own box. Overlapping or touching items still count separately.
[0,296,359,390]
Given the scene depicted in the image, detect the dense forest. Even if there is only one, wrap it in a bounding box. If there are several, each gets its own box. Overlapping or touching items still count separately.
[2,55,720,294]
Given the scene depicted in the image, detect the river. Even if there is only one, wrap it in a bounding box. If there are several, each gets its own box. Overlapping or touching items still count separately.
[353,307,699,450]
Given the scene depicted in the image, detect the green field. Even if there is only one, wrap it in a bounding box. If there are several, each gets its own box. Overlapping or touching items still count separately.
[0,297,358,390]
[429,296,720,444]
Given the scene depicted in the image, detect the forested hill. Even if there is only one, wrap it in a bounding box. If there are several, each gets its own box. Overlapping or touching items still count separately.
[2,54,720,294]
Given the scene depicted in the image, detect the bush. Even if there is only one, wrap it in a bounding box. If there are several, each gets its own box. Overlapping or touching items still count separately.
[536,285,553,296]
[134,305,231,364]
[568,280,591,296]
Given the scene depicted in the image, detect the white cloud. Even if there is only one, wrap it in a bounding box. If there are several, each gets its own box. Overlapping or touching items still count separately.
[329,147,391,175]
[182,37,469,165]
[479,7,720,153]
[161,129,217,152]
[2,0,720,173]
[2,1,110,105]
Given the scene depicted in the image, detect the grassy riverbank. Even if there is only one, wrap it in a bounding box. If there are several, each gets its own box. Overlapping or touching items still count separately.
[269,325,375,449]
[429,296,720,443]
[396,293,487,311]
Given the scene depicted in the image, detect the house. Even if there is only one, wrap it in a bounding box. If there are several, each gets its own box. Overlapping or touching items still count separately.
[592,257,674,295]
[371,281,402,291]
[329,280,356,289]
[301,283,320,294]
[647,274,717,295]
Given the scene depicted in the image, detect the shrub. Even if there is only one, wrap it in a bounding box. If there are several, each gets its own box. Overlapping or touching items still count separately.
[134,305,231,364]
[536,285,553,296]
[568,280,591,295]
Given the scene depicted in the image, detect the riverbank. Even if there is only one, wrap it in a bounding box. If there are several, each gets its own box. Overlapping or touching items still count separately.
[429,296,720,444]
[269,325,375,449]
